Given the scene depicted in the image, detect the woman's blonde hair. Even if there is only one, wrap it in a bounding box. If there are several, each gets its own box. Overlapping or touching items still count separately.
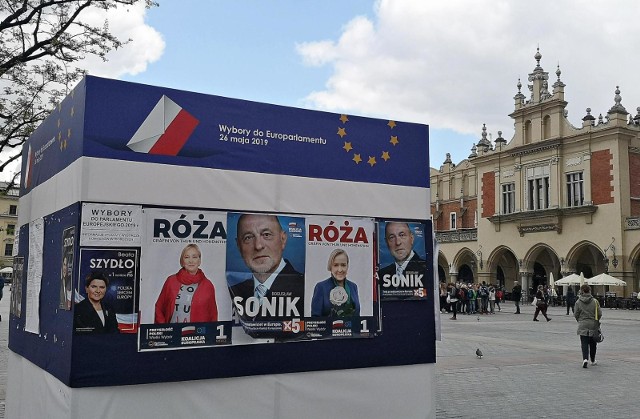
[327,248,349,271]
[180,243,201,267]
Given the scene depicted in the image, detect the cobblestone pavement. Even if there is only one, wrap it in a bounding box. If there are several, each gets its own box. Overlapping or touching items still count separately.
[0,294,638,419]
[436,301,640,419]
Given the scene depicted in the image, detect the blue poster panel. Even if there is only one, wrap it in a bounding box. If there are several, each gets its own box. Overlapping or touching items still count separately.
[377,221,428,300]
[74,248,139,334]
[59,226,75,310]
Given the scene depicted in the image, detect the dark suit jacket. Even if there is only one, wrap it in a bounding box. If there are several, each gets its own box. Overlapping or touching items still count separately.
[379,252,425,291]
[73,298,119,334]
[229,259,304,320]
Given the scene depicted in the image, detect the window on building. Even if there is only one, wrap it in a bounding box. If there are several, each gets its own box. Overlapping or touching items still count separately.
[527,166,550,210]
[449,212,457,230]
[6,224,15,235]
[567,171,584,207]
[9,205,17,215]
[4,243,13,256]
[502,183,515,214]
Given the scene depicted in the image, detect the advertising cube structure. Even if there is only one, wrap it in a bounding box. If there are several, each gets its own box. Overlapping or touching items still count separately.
[8,76,435,419]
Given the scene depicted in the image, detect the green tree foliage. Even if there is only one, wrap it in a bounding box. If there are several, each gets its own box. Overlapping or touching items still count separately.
[0,0,158,186]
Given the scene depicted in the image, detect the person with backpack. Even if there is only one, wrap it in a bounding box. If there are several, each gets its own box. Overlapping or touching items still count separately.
[479,281,489,314]
[512,281,522,314]
[459,284,469,315]
[495,286,503,312]
[468,284,477,314]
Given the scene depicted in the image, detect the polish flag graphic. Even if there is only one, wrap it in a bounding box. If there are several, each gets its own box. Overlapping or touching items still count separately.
[23,144,33,188]
[127,95,199,155]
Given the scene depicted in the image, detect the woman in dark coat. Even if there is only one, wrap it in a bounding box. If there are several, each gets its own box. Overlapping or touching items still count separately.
[533,285,551,322]
[74,271,119,334]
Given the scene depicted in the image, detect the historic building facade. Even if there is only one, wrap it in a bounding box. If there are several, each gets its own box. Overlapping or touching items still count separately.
[0,182,19,271]
[432,50,640,300]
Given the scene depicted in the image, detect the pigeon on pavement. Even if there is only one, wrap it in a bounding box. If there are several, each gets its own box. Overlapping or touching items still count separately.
[476,348,483,359]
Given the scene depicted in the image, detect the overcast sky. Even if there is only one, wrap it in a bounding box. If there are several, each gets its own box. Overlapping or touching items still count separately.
[6,0,640,179]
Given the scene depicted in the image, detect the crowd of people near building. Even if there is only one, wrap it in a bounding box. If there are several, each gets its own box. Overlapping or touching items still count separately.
[440,281,506,320]
[439,281,571,320]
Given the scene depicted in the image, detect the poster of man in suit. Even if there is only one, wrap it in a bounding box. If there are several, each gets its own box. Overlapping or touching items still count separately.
[378,221,428,300]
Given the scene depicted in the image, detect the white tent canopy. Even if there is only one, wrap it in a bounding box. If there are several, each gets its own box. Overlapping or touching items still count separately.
[0,267,13,274]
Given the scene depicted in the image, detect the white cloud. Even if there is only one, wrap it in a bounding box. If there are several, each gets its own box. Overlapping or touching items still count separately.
[298,0,640,152]
[79,2,165,77]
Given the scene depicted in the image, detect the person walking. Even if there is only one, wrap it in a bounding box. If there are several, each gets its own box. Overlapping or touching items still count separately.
[439,282,449,314]
[495,286,503,312]
[574,284,601,368]
[512,281,522,314]
[488,285,496,314]
[566,286,576,315]
[533,284,551,322]
[448,283,459,320]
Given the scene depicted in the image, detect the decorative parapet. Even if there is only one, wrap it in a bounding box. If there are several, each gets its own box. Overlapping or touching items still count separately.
[436,228,477,243]
[625,217,640,230]
[488,205,597,229]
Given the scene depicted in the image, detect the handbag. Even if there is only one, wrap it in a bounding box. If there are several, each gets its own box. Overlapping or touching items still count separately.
[594,328,604,343]
[532,297,538,306]
[594,300,604,343]
[446,295,451,303]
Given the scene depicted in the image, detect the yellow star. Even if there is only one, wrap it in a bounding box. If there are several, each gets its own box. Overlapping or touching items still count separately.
[368,156,376,167]
[339,114,349,124]
[70,106,74,117]
[381,151,390,161]
[343,142,353,152]
[390,136,399,146]
[58,103,62,112]
[68,128,72,138]
[337,127,347,138]
[57,119,61,128]
[388,120,396,129]
[58,132,62,141]
[60,141,64,151]
[353,154,362,164]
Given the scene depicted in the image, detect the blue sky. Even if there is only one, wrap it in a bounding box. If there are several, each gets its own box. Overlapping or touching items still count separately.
[118,0,478,169]
[5,0,640,180]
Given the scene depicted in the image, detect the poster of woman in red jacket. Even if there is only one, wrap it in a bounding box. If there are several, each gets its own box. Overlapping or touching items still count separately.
[154,243,218,323]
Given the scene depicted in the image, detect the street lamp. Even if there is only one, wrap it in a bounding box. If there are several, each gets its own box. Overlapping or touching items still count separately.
[603,237,618,273]
[476,245,483,270]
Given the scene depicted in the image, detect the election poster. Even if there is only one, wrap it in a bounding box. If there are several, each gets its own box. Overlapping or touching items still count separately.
[138,208,232,351]
[226,212,306,340]
[80,203,142,247]
[74,248,139,334]
[10,256,24,318]
[377,221,428,300]
[59,226,75,310]
[304,216,376,339]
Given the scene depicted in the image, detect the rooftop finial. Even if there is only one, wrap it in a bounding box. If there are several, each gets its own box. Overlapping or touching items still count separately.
[477,123,492,151]
[534,47,542,69]
[608,85,628,115]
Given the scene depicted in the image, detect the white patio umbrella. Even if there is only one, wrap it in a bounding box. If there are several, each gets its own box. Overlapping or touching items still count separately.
[549,272,557,297]
[587,273,627,287]
[554,273,582,285]
[580,272,585,287]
